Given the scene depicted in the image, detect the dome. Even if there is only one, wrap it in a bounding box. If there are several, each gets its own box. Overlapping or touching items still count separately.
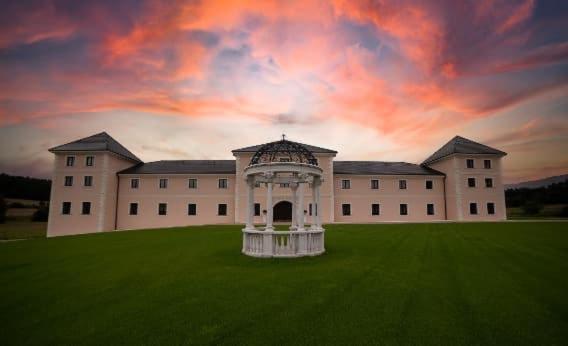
[249,139,318,166]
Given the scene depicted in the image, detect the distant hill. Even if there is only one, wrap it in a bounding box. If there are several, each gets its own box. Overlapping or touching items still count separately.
[0,173,52,201]
[505,174,568,190]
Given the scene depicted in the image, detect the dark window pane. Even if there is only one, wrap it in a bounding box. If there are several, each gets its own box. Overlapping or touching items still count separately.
[427,204,434,215]
[400,204,408,215]
[372,204,380,215]
[371,179,379,189]
[342,204,351,216]
[84,176,93,186]
[62,202,71,215]
[158,203,167,215]
[485,178,493,188]
[470,203,478,215]
[66,156,75,166]
[131,179,139,189]
[64,176,73,186]
[86,156,94,166]
[218,204,227,215]
[188,179,198,189]
[484,160,491,169]
[129,203,138,215]
[219,179,228,189]
[487,203,495,215]
[254,203,260,216]
[82,202,91,215]
[399,180,407,189]
[426,180,433,189]
[342,180,351,189]
[159,179,168,189]
[188,203,197,215]
[467,159,474,168]
[468,178,476,187]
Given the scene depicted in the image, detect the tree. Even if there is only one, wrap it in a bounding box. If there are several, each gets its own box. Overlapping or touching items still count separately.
[521,201,543,216]
[0,196,6,224]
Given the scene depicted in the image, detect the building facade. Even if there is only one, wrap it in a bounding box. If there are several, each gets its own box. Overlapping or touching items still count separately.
[47,132,507,237]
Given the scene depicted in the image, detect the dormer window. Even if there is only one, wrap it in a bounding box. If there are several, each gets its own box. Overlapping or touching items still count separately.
[66,156,75,167]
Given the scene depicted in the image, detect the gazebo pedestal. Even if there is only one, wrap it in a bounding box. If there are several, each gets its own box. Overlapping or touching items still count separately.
[242,228,325,258]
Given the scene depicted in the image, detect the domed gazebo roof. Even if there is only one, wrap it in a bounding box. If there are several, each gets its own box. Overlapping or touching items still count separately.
[249,137,318,166]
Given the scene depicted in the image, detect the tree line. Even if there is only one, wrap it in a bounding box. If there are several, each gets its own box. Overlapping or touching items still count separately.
[0,173,52,201]
[505,180,568,207]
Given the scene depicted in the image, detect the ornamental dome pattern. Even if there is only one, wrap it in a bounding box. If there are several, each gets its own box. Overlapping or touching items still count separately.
[249,139,318,166]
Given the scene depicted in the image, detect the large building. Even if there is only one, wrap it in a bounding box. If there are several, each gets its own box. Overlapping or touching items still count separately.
[47,132,507,237]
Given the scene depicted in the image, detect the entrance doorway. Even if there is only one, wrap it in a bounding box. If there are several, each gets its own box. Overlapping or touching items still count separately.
[273,201,292,222]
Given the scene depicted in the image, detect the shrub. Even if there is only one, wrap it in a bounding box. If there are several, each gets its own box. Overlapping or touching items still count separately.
[32,205,49,222]
[559,206,568,217]
[0,197,6,224]
[8,202,26,208]
[521,202,543,215]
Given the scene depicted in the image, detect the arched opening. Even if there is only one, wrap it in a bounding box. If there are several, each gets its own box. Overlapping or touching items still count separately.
[273,201,292,222]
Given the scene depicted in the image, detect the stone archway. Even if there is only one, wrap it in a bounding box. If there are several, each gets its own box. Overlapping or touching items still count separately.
[273,201,292,222]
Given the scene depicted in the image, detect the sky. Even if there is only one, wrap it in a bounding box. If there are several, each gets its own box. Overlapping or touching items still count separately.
[0,0,567,184]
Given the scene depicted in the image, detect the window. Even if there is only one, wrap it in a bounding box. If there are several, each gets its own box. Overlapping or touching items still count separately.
[427,204,435,215]
[62,202,71,215]
[188,179,198,189]
[81,202,91,215]
[280,183,290,188]
[84,176,93,187]
[279,158,291,162]
[66,156,75,167]
[218,204,227,216]
[466,159,474,168]
[129,203,138,215]
[487,202,495,215]
[399,180,407,189]
[400,204,408,215]
[425,180,433,189]
[342,204,351,216]
[159,178,168,189]
[158,203,167,215]
[371,179,379,189]
[468,178,476,187]
[218,179,228,189]
[372,204,380,216]
[131,178,139,189]
[188,203,197,216]
[341,179,351,189]
[64,176,73,186]
[485,178,493,188]
[86,156,94,166]
[484,159,491,169]
[254,203,260,216]
[469,203,478,215]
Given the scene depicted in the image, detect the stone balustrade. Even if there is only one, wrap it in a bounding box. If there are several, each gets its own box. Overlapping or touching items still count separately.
[242,228,325,258]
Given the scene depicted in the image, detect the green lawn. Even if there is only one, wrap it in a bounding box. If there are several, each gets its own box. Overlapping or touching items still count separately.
[1,223,567,345]
[0,217,46,240]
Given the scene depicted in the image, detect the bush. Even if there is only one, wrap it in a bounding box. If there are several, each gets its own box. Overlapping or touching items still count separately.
[32,205,49,222]
[521,202,543,215]
[8,202,26,208]
[559,206,568,217]
[0,197,6,224]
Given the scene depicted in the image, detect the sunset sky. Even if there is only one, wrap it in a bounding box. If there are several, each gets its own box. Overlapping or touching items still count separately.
[0,0,567,183]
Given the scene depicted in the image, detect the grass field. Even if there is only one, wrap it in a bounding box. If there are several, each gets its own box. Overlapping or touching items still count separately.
[1,222,567,345]
[0,217,46,240]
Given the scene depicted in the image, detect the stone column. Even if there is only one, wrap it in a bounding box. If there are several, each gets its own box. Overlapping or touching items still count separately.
[265,176,274,231]
[296,181,305,231]
[315,177,322,229]
[290,182,298,231]
[245,176,255,230]
[311,178,317,229]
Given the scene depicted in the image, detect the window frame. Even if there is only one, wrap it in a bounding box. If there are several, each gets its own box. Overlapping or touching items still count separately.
[341,179,351,189]
[485,177,493,188]
[400,203,408,216]
[467,177,476,188]
[81,202,91,215]
[159,178,168,189]
[254,203,261,216]
[371,179,379,190]
[62,202,71,215]
[399,180,407,190]
[158,203,167,215]
[466,159,475,168]
[218,203,228,216]
[469,202,478,215]
[84,175,93,187]
[85,156,95,167]
[66,156,75,167]
[427,203,435,215]
[342,203,351,216]
[487,202,495,215]
[371,203,380,216]
[218,178,229,189]
[484,159,491,169]
[188,203,197,216]
[129,202,138,215]
[131,178,139,189]
[64,176,73,187]
[188,178,198,189]
[425,180,433,190]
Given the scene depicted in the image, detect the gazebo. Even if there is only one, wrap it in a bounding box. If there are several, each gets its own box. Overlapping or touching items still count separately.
[241,137,325,258]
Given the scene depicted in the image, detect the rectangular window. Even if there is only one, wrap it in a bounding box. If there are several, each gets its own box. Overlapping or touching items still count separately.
[399,180,407,190]
[188,203,197,216]
[86,156,94,166]
[466,159,474,168]
[81,202,91,215]
[218,204,227,216]
[159,178,168,189]
[341,179,351,189]
[371,179,379,189]
[64,176,73,186]
[372,203,380,216]
[188,178,198,189]
[427,203,435,215]
[279,158,291,162]
[131,178,139,189]
[400,204,408,215]
[485,178,493,188]
[487,202,495,215]
[66,156,75,167]
[62,202,71,215]
[129,203,138,215]
[218,179,228,189]
[470,203,478,215]
[158,203,167,215]
[342,204,351,216]
[426,180,433,189]
[484,159,491,169]
[279,183,290,188]
[468,178,476,187]
[254,203,260,216]
[84,176,93,187]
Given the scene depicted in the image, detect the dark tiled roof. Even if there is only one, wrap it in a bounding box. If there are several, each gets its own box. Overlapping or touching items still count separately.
[422,136,506,165]
[119,160,236,174]
[232,139,337,154]
[49,132,142,162]
[333,161,444,176]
